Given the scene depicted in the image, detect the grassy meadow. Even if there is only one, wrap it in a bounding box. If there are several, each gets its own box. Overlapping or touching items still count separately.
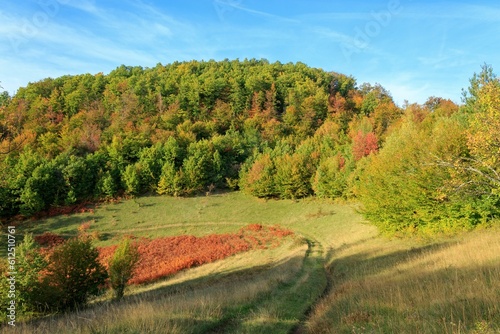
[2,191,500,333]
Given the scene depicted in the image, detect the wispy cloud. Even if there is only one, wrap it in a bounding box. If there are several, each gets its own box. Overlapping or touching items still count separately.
[0,1,208,93]
[63,0,100,15]
[399,3,500,21]
[213,0,300,23]
[299,12,378,21]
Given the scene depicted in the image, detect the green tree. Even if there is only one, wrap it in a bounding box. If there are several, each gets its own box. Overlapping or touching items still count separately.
[239,153,277,198]
[109,238,140,300]
[356,113,472,235]
[122,164,141,195]
[274,153,313,199]
[62,155,99,204]
[461,63,497,114]
[20,159,66,215]
[313,154,350,199]
[181,140,219,194]
[157,160,183,196]
[0,234,49,316]
[137,143,166,191]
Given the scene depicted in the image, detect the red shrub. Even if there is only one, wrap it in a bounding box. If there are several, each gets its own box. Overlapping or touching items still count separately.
[98,224,294,285]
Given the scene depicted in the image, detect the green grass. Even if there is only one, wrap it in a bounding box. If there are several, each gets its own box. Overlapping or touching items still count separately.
[2,191,500,333]
[10,192,370,248]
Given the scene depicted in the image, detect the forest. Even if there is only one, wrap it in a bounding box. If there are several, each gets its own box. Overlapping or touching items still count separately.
[1,59,499,236]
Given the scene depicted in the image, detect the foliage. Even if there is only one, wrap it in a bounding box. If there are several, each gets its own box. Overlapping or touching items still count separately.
[2,60,499,237]
[45,236,108,311]
[313,154,351,199]
[19,159,66,215]
[122,164,141,195]
[239,153,277,198]
[352,130,378,161]
[99,224,293,285]
[274,152,314,199]
[355,111,495,235]
[0,234,48,317]
[108,238,140,299]
[462,80,500,194]
[0,59,372,216]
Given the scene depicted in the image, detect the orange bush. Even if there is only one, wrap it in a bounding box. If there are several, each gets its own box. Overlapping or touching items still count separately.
[99,224,293,285]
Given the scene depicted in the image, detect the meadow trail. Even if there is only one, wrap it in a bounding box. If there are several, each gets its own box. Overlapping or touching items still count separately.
[291,239,333,334]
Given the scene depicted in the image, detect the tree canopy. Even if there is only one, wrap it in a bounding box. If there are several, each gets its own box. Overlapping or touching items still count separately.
[1,60,498,236]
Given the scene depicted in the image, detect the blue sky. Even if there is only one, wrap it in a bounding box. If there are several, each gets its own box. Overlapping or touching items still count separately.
[1,0,499,105]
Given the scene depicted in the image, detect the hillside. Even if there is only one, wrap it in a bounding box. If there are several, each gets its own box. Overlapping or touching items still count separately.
[2,60,499,236]
[5,192,500,333]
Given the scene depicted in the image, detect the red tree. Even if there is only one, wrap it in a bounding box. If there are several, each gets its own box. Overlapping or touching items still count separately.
[353,131,379,161]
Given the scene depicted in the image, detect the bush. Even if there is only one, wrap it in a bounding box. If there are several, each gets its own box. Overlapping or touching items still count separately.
[0,234,49,316]
[109,238,140,299]
[45,236,108,311]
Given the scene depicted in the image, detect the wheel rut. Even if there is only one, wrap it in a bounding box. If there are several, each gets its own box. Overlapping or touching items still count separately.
[290,239,334,334]
[205,235,319,334]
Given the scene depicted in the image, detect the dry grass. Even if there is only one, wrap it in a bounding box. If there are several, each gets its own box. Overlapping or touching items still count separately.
[306,228,500,333]
[6,239,308,334]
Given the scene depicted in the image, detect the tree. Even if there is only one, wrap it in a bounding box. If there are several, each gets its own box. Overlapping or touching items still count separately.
[352,131,379,161]
[46,236,108,311]
[122,164,141,195]
[137,143,166,191]
[441,79,500,197]
[356,112,472,235]
[62,155,98,204]
[0,234,48,314]
[20,159,66,215]
[157,160,184,196]
[274,153,313,199]
[181,140,219,194]
[96,170,120,198]
[109,238,140,300]
[239,153,277,198]
[461,63,497,113]
[313,154,349,199]
[0,91,10,107]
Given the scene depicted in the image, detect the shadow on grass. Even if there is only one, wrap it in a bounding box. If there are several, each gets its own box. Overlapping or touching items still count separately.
[317,240,500,333]
[326,263,500,333]
[14,253,307,333]
[327,241,453,281]
[22,215,106,237]
[128,253,301,303]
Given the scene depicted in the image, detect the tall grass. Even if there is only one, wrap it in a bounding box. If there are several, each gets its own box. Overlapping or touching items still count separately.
[6,239,308,333]
[306,228,500,333]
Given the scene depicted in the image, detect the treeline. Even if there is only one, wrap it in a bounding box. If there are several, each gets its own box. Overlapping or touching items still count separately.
[0,60,498,235]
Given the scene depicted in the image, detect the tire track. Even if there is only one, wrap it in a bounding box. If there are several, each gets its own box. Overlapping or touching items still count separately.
[290,240,334,334]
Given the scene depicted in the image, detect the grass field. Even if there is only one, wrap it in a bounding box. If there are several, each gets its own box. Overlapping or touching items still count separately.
[2,191,500,333]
